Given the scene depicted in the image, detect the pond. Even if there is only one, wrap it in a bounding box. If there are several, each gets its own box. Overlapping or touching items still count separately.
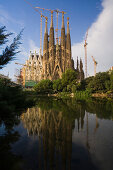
[0,97,113,170]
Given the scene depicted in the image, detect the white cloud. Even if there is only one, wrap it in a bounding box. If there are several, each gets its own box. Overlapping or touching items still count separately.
[29,39,40,53]
[20,46,29,59]
[72,0,113,77]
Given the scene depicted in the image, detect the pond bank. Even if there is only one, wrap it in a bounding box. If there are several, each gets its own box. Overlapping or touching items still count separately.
[48,92,113,99]
[24,89,113,100]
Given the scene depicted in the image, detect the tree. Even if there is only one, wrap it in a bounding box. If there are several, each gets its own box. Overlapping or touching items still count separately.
[76,56,79,72]
[110,71,113,90]
[0,26,23,69]
[34,79,53,93]
[80,58,84,81]
[61,69,78,92]
[62,69,78,85]
[53,79,63,92]
[88,72,110,92]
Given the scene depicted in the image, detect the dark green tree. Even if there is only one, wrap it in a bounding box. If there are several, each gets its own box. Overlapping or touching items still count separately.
[53,79,63,92]
[80,58,84,81]
[62,69,78,92]
[88,72,110,92]
[110,71,113,90]
[76,56,79,72]
[0,26,23,69]
[34,79,53,93]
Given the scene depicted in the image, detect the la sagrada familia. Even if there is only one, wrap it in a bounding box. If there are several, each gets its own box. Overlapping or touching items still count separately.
[42,12,74,80]
[21,12,83,83]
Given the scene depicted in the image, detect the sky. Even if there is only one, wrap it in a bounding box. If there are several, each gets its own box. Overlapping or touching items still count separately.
[0,0,113,80]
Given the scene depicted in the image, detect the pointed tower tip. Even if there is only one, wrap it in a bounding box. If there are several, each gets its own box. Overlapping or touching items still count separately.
[44,17,48,34]
[62,11,65,28]
[67,17,70,34]
[50,11,53,28]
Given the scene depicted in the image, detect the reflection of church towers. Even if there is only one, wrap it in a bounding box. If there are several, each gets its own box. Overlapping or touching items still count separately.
[21,98,87,170]
[21,107,74,169]
[42,12,74,80]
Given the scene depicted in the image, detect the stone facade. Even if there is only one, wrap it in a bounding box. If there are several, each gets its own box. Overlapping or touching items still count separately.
[41,12,74,80]
[22,51,42,82]
[22,13,74,82]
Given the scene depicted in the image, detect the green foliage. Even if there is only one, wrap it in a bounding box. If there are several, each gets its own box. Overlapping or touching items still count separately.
[62,69,78,88]
[61,69,78,92]
[67,84,72,92]
[110,71,113,90]
[71,84,76,93]
[53,79,63,92]
[35,70,113,95]
[105,80,111,91]
[74,91,91,99]
[34,79,53,94]
[0,77,35,114]
[87,72,110,92]
[0,26,23,69]
[82,76,94,90]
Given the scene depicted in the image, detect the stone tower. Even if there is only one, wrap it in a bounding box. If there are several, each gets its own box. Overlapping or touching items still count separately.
[66,17,72,69]
[49,11,55,77]
[61,12,66,73]
[42,17,49,79]
[42,13,74,80]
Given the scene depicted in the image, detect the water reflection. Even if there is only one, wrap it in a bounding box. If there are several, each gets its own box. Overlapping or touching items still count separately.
[0,110,23,170]
[21,107,74,169]
[1,97,113,170]
[20,98,101,170]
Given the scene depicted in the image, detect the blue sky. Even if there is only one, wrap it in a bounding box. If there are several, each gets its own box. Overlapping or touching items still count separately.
[0,0,113,80]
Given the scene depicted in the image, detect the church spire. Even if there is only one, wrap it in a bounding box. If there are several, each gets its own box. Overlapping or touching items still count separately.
[50,11,53,27]
[62,11,65,28]
[44,17,48,34]
[67,17,70,34]
[43,17,48,58]
[49,11,54,48]
[66,17,71,57]
[61,11,65,48]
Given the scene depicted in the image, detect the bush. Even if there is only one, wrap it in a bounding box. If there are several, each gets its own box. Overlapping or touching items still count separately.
[34,79,53,94]
[53,79,63,92]
[74,91,91,99]
[0,77,29,113]
[71,85,76,93]
[88,72,110,92]
[62,69,78,88]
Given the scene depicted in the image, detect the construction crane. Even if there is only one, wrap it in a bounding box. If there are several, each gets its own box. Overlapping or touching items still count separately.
[54,10,66,44]
[35,7,66,44]
[24,0,48,65]
[84,28,89,78]
[15,62,26,67]
[15,62,37,70]
[24,0,66,54]
[91,56,98,76]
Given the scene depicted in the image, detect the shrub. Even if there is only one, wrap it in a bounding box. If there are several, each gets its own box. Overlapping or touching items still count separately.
[53,79,63,92]
[34,79,53,94]
[72,85,77,93]
[88,72,110,92]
